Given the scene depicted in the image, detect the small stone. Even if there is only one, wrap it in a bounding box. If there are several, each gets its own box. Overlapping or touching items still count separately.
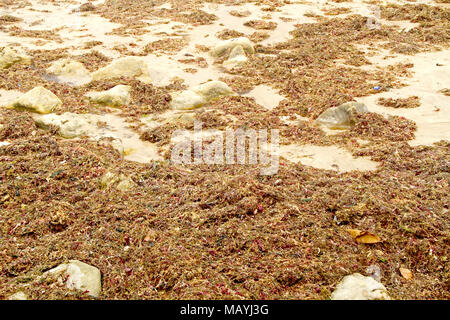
[0,47,31,69]
[86,85,131,107]
[210,37,255,57]
[100,171,120,189]
[91,56,152,83]
[100,172,135,191]
[46,59,91,86]
[116,175,136,192]
[223,45,248,70]
[315,102,368,129]
[78,3,96,12]
[12,86,62,114]
[331,273,390,300]
[46,260,101,298]
[8,291,28,300]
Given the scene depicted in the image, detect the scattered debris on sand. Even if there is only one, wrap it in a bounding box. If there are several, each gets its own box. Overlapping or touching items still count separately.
[0,0,448,301]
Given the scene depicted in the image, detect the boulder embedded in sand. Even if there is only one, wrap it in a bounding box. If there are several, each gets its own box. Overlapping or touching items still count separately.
[171,90,206,110]
[12,86,62,114]
[170,81,234,110]
[331,273,390,300]
[34,112,124,155]
[46,59,91,86]
[223,45,248,69]
[315,102,368,129]
[86,85,131,107]
[191,80,235,102]
[0,47,31,69]
[46,260,101,298]
[91,56,152,83]
[35,112,95,138]
[210,37,255,57]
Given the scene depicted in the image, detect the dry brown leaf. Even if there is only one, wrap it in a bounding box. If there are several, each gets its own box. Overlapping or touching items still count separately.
[400,268,413,280]
[346,229,382,244]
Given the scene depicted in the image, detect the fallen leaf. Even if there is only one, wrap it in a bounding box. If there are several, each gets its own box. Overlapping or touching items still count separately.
[400,268,413,280]
[346,229,382,244]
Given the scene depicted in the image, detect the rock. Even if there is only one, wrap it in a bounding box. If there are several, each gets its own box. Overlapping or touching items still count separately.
[78,3,96,12]
[91,56,152,83]
[35,112,96,138]
[46,59,91,86]
[46,260,101,298]
[100,171,120,188]
[223,45,248,69]
[210,37,255,57]
[116,175,136,192]
[86,85,131,107]
[170,81,234,110]
[315,102,368,129]
[34,112,125,155]
[8,291,28,300]
[100,171,135,191]
[331,273,390,300]
[191,81,234,102]
[170,90,206,110]
[167,112,195,126]
[99,137,124,156]
[12,86,62,114]
[0,141,11,147]
[0,47,31,69]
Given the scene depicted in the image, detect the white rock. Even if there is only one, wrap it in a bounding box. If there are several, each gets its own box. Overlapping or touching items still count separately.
[191,81,235,102]
[12,86,62,114]
[8,291,28,300]
[170,90,206,110]
[210,37,255,57]
[0,141,11,147]
[46,260,101,298]
[331,273,390,300]
[35,112,96,138]
[86,85,131,107]
[0,47,31,69]
[223,45,248,70]
[316,102,368,129]
[170,81,234,110]
[91,56,152,83]
[46,59,91,86]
